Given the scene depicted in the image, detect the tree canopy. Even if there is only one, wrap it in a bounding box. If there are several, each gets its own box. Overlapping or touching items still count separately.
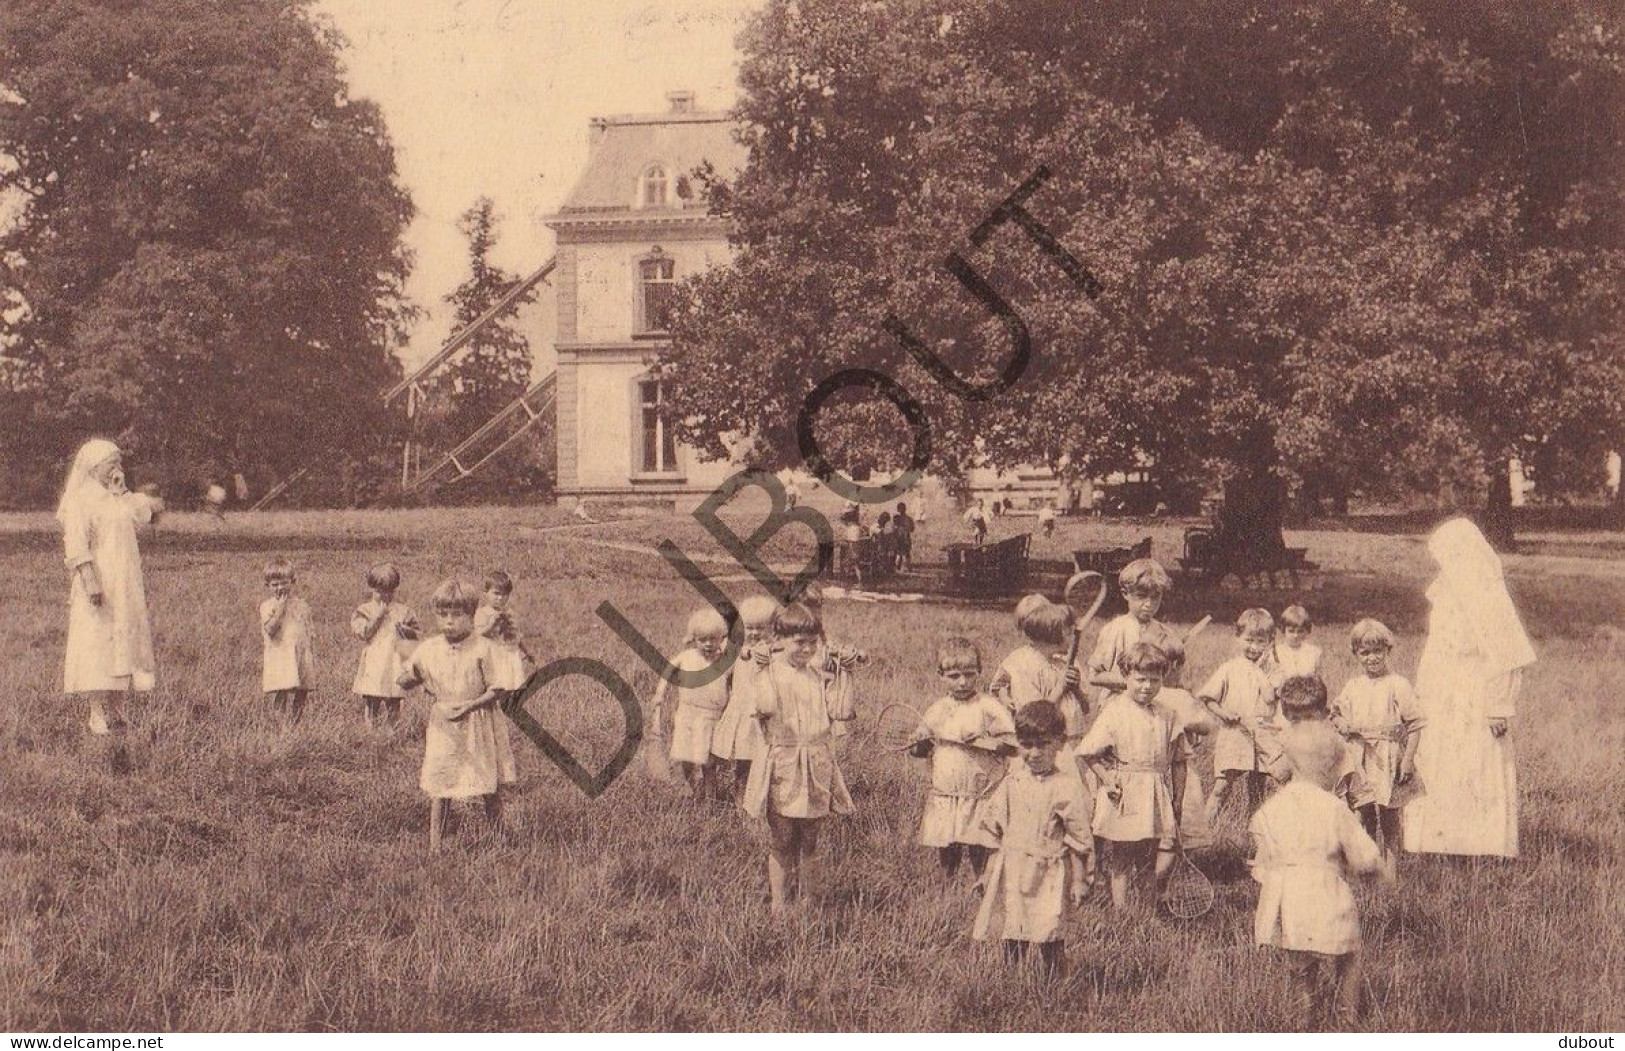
[0,0,414,506]
[661,0,1625,537]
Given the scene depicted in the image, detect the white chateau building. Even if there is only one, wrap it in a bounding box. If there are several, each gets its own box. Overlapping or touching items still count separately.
[546,92,746,504]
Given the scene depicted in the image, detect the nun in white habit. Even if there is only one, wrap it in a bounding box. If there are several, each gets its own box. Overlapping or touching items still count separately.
[58,439,163,733]
[1402,518,1535,858]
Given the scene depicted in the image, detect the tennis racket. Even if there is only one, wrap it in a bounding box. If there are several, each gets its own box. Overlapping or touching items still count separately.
[873,702,926,752]
[1182,614,1214,646]
[1061,570,1110,666]
[1163,847,1215,919]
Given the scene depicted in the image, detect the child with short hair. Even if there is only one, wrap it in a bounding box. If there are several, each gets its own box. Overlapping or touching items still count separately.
[260,557,315,725]
[797,582,865,740]
[1250,722,1386,1029]
[475,569,533,705]
[1271,675,1356,796]
[1273,605,1322,679]
[908,637,1016,880]
[350,562,420,728]
[1150,635,1215,835]
[893,501,915,570]
[744,602,856,911]
[1199,609,1281,828]
[399,577,516,852]
[1086,558,1176,704]
[990,594,1085,743]
[964,498,990,545]
[1076,643,1193,909]
[1333,619,1425,876]
[973,700,1093,974]
[654,607,731,801]
[711,595,780,794]
[1037,501,1057,538]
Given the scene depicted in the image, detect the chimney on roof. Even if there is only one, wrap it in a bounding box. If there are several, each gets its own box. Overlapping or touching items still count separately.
[667,90,696,113]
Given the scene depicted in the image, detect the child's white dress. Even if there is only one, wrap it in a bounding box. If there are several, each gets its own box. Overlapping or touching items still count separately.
[973,762,1093,944]
[913,693,1014,848]
[261,596,315,693]
[667,646,729,764]
[711,649,769,762]
[474,605,529,692]
[743,657,854,819]
[1198,655,1278,773]
[993,644,1086,741]
[351,599,416,698]
[1333,673,1425,808]
[408,634,517,799]
[1250,777,1381,955]
[1075,694,1186,844]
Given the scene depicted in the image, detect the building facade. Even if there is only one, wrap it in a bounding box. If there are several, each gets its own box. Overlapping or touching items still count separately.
[546,92,746,504]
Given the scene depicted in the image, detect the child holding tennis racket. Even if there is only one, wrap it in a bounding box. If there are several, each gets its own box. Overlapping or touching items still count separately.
[1076,643,1194,910]
[991,595,1085,742]
[1199,609,1281,829]
[742,602,855,912]
[1250,721,1388,1028]
[652,608,731,801]
[972,700,1093,974]
[1332,619,1425,877]
[711,595,779,797]
[1086,559,1175,704]
[907,637,1016,880]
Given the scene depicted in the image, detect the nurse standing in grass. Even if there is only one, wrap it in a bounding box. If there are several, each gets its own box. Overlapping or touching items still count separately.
[58,439,163,737]
[1403,518,1534,859]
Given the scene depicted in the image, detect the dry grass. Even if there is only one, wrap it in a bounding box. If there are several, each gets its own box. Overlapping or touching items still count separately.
[0,500,1621,1031]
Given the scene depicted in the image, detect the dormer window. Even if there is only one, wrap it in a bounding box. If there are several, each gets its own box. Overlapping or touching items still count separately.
[640,164,670,207]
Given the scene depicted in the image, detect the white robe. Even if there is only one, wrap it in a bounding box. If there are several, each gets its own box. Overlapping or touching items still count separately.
[61,484,158,693]
[1402,520,1532,858]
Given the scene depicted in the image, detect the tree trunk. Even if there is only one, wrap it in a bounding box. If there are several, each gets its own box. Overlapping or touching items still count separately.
[1219,470,1288,556]
[1481,458,1516,550]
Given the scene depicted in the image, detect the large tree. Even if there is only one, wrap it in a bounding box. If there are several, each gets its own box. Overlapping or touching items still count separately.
[0,0,414,506]
[661,0,1625,545]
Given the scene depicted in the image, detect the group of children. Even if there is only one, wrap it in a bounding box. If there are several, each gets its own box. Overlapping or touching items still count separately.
[257,559,533,850]
[647,557,1426,1026]
[836,500,917,574]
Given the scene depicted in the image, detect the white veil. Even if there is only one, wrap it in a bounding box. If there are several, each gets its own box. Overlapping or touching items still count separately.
[55,438,121,525]
[1426,517,1536,677]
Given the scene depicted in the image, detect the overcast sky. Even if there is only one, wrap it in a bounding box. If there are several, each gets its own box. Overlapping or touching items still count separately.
[316,0,759,366]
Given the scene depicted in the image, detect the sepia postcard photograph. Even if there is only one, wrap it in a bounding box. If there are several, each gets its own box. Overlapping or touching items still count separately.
[1,0,1622,1037]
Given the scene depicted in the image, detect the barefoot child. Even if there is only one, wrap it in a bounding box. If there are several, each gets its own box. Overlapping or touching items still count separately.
[1250,722,1386,1029]
[973,700,1093,974]
[399,578,516,852]
[711,596,779,796]
[1199,609,1280,827]
[1076,643,1191,909]
[654,608,731,801]
[260,557,315,725]
[1332,619,1424,876]
[991,595,1084,744]
[907,637,1016,881]
[476,570,534,705]
[743,602,855,912]
[350,562,419,728]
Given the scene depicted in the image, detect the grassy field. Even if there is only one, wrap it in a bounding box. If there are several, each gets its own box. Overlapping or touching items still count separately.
[1,498,1621,1031]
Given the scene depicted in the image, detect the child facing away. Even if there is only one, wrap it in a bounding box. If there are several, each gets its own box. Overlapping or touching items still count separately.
[1272,605,1322,680]
[1076,643,1196,910]
[350,562,420,728]
[398,577,516,852]
[260,557,315,725]
[973,700,1093,975]
[475,570,534,705]
[1086,558,1176,705]
[743,602,856,912]
[990,594,1085,745]
[1199,608,1281,828]
[653,608,731,801]
[893,501,915,570]
[906,637,1017,881]
[1250,721,1387,1029]
[1332,619,1425,876]
[711,595,779,797]
[1271,675,1359,798]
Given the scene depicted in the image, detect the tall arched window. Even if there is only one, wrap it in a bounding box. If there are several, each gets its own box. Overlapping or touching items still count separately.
[640,164,669,207]
[637,251,675,334]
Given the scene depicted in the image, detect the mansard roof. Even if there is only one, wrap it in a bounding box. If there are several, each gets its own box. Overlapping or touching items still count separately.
[552,103,746,221]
